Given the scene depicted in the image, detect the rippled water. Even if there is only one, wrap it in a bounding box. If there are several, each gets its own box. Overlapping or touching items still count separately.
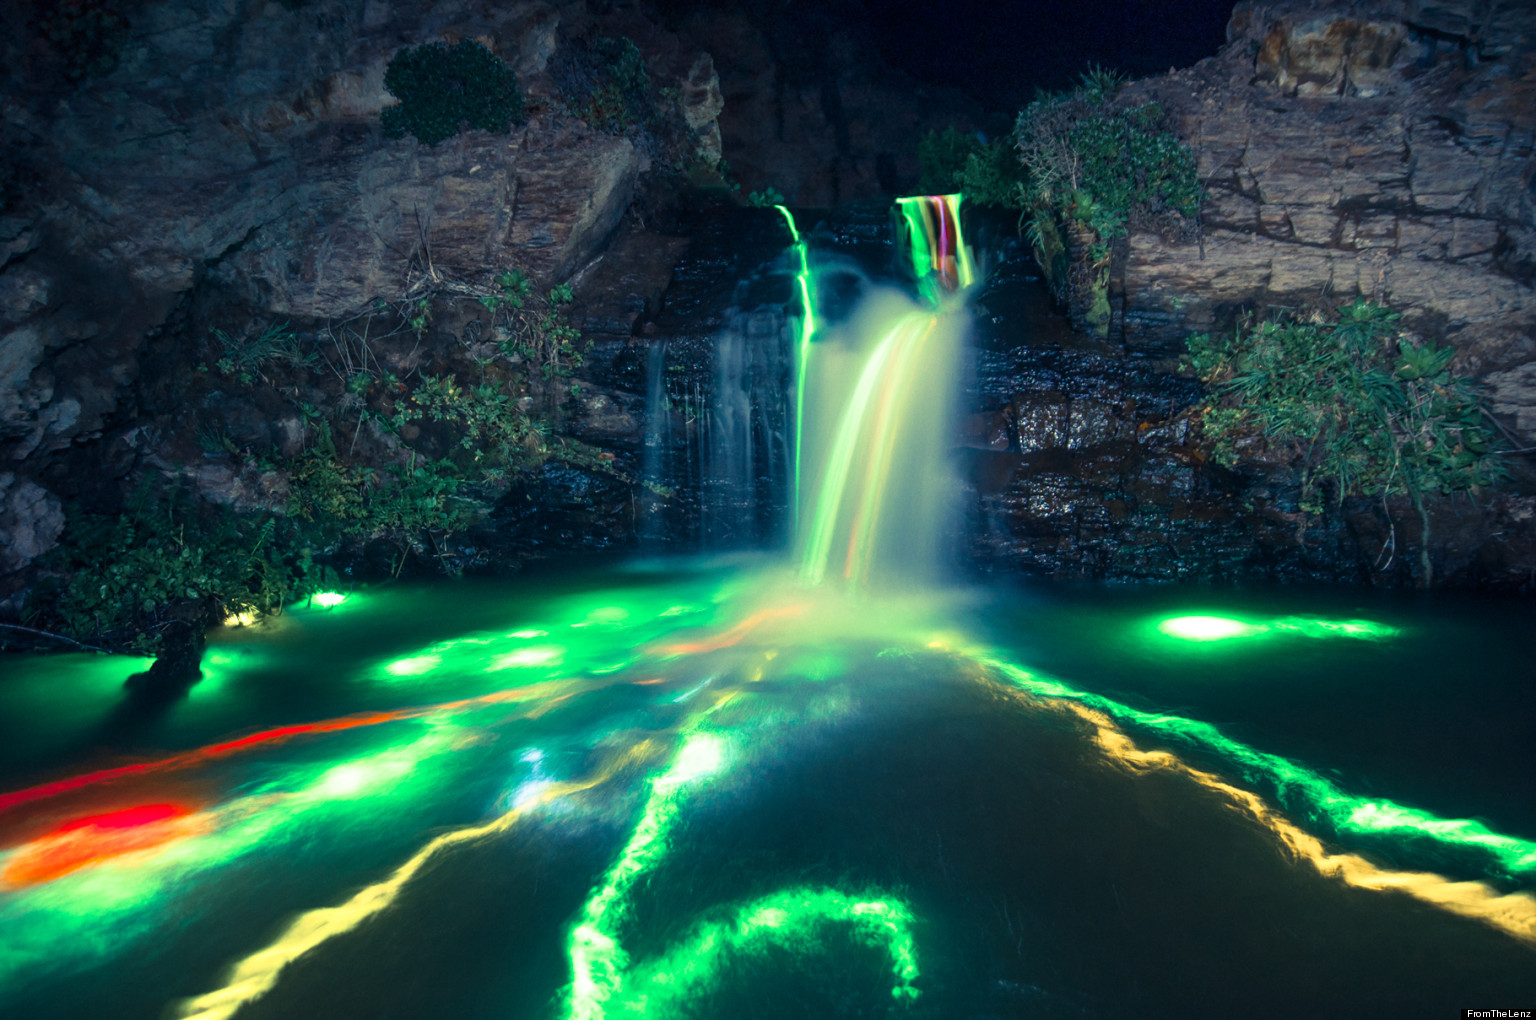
[1,562,1532,1019]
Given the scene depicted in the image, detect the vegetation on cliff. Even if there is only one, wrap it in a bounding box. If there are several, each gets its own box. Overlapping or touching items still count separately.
[18,269,619,653]
[1014,68,1200,334]
[916,127,1028,209]
[1187,300,1502,584]
[382,40,526,146]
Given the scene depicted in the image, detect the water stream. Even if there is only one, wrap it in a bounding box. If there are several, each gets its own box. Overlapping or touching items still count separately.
[0,197,1532,1019]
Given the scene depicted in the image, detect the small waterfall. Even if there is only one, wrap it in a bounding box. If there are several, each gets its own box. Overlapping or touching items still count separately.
[638,266,795,554]
[699,306,793,548]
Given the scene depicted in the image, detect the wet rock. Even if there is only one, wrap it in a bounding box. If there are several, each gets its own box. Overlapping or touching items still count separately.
[191,460,291,515]
[1485,362,1536,436]
[492,460,636,556]
[0,266,50,325]
[572,220,692,339]
[125,617,209,701]
[0,0,725,583]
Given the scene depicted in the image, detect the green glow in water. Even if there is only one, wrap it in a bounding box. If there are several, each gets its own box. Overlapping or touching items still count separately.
[983,655,1536,877]
[0,729,457,986]
[624,887,921,1011]
[564,730,920,1019]
[311,592,348,608]
[1154,614,1400,644]
[566,732,730,1020]
[1271,616,1399,640]
[487,646,565,671]
[1157,616,1265,641]
[384,654,441,677]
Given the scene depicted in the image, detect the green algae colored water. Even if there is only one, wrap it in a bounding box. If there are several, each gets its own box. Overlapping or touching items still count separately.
[1,562,1533,1019]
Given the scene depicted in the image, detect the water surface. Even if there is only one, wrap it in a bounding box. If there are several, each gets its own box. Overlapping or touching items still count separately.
[1,564,1532,1018]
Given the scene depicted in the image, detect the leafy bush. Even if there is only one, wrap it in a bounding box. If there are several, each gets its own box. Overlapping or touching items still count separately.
[382,40,526,146]
[30,486,314,651]
[917,128,1026,208]
[557,36,652,134]
[211,321,312,384]
[1188,300,1502,581]
[1012,67,1199,332]
[1016,68,1199,263]
[494,276,584,379]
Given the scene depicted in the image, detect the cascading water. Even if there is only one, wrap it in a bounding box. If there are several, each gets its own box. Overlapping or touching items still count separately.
[787,194,975,587]
[632,274,792,553]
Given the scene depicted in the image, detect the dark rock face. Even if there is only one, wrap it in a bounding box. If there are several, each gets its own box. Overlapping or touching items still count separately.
[961,219,1536,589]
[966,0,1536,588]
[670,9,987,206]
[964,242,1372,585]
[0,0,725,586]
[489,459,636,557]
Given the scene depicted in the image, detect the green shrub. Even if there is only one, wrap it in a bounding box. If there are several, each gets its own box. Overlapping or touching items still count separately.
[918,128,980,194]
[1012,67,1199,332]
[1188,300,1502,581]
[558,36,652,134]
[1016,69,1199,264]
[917,128,1027,209]
[211,321,313,384]
[30,485,314,651]
[382,40,526,146]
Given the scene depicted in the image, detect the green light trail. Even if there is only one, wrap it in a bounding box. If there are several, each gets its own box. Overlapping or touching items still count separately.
[775,205,819,525]
[566,732,730,1020]
[0,728,458,985]
[894,194,976,304]
[1154,614,1400,644]
[564,728,921,1018]
[979,655,1536,877]
[798,313,928,585]
[623,887,920,1010]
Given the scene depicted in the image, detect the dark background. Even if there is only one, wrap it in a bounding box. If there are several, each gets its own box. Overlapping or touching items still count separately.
[651,0,1237,110]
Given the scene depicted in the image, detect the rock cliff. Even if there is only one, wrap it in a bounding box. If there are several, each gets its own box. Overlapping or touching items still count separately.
[0,0,724,593]
[969,0,1536,588]
[1108,0,1535,444]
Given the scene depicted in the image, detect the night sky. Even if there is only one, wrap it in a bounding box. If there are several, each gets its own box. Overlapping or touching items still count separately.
[652,0,1237,111]
[858,0,1236,106]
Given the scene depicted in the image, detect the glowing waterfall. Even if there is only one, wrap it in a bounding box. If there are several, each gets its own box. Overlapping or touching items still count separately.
[774,204,819,517]
[894,194,976,302]
[787,193,975,587]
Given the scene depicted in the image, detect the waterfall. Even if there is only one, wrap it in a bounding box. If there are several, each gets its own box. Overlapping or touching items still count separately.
[789,194,976,587]
[638,195,975,578]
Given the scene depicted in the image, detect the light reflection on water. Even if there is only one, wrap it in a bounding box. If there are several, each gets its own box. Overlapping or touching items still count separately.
[0,563,1532,1019]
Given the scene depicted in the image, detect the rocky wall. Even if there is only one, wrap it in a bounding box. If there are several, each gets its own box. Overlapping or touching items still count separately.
[0,0,725,585]
[1104,0,1536,442]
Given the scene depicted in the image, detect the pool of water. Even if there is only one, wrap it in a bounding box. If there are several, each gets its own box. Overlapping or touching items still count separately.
[1,562,1533,1018]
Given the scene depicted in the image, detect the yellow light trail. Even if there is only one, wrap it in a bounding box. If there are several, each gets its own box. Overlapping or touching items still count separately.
[174,740,662,1020]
